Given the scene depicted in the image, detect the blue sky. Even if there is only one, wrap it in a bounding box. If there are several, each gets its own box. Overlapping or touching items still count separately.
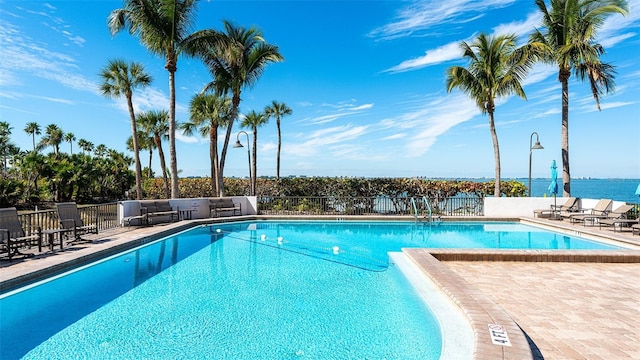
[1,0,639,180]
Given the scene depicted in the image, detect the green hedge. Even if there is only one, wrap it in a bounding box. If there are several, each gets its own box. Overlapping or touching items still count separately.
[143,177,527,199]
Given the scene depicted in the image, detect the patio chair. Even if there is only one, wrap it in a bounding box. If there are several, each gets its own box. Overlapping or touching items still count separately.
[55,202,98,243]
[597,205,637,231]
[0,207,41,260]
[571,203,632,226]
[562,199,612,223]
[533,197,578,218]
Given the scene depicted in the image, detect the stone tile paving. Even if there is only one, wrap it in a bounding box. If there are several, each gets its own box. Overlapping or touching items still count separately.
[444,261,640,359]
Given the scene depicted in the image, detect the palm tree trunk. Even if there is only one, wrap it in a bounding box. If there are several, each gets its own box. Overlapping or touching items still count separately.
[218,93,241,197]
[209,126,219,196]
[155,136,170,199]
[560,69,571,197]
[488,111,501,197]
[252,127,258,196]
[168,70,180,199]
[276,117,281,180]
[148,148,153,178]
[127,95,143,200]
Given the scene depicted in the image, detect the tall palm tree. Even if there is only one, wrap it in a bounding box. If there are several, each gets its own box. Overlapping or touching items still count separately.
[138,110,171,198]
[127,130,155,178]
[39,124,64,156]
[108,0,218,199]
[183,93,231,196]
[77,138,94,155]
[64,132,76,155]
[24,122,41,151]
[264,100,292,180]
[241,110,269,196]
[0,122,14,175]
[99,58,152,200]
[446,33,535,197]
[199,20,283,195]
[529,0,628,196]
[95,144,108,158]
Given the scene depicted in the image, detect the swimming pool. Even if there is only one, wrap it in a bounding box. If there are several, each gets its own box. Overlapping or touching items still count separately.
[0,221,620,358]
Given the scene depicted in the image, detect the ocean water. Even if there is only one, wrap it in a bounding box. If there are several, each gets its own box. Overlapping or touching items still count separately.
[522,178,640,203]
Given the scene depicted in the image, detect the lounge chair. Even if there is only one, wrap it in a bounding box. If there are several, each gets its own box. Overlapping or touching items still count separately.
[572,203,633,227]
[0,207,41,260]
[55,202,98,242]
[598,206,637,231]
[632,223,640,236]
[563,199,612,223]
[533,197,578,218]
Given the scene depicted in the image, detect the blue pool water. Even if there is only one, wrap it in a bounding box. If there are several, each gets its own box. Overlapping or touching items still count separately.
[0,221,620,359]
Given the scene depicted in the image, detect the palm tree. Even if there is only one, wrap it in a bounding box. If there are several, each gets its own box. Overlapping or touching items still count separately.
[183,93,231,196]
[127,130,155,178]
[199,20,283,195]
[446,33,535,197]
[138,110,171,198]
[529,0,628,197]
[64,132,76,155]
[241,110,269,196]
[0,122,14,175]
[99,58,152,200]
[24,122,41,151]
[108,0,218,199]
[264,101,292,180]
[77,138,94,155]
[95,144,108,158]
[39,124,64,156]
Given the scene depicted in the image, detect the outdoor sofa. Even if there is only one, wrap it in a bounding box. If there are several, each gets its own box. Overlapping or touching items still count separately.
[209,198,242,217]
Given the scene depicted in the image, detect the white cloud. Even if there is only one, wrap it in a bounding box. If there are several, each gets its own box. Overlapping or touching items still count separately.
[580,101,636,112]
[600,32,636,48]
[382,133,406,140]
[0,21,96,94]
[260,142,277,153]
[301,100,374,125]
[384,12,542,73]
[522,64,556,86]
[176,132,199,144]
[305,113,347,125]
[533,108,561,118]
[384,40,463,73]
[371,93,480,157]
[598,0,640,45]
[349,103,374,111]
[492,11,542,40]
[284,124,369,157]
[331,143,390,161]
[30,94,75,105]
[369,0,516,40]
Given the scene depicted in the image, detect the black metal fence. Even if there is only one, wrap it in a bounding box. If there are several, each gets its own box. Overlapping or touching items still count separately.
[257,196,484,217]
[17,202,119,237]
[14,196,484,237]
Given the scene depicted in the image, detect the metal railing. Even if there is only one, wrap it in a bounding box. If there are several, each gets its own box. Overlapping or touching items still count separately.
[17,202,119,237]
[12,196,485,237]
[257,196,484,216]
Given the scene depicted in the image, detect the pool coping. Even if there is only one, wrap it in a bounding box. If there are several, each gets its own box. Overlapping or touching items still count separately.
[2,216,640,360]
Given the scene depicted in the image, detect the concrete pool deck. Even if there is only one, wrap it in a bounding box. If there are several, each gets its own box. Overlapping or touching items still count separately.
[2,216,640,359]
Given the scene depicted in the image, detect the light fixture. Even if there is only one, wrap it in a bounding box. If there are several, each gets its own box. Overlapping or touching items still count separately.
[235,131,253,195]
[528,132,544,197]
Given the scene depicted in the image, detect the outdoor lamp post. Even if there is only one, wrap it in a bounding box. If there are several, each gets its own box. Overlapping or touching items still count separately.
[234,131,253,196]
[528,132,544,197]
